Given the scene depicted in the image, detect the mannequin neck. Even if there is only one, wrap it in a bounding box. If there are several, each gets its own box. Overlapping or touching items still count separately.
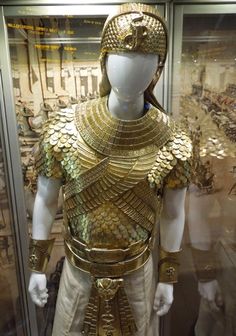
[107,89,145,120]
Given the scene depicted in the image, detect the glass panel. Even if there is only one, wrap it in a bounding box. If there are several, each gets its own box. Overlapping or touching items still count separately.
[7,15,106,259]
[6,14,106,335]
[0,131,26,335]
[170,10,236,336]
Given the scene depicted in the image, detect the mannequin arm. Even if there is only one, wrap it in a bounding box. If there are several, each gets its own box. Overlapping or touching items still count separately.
[154,187,186,316]
[188,185,212,250]
[32,175,62,239]
[28,175,62,307]
[187,186,222,308]
[160,187,186,251]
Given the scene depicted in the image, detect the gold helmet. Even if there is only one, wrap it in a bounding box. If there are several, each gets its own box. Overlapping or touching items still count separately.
[99,3,168,109]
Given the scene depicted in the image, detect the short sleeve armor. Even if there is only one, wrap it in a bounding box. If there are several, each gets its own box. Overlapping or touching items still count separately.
[34,117,64,180]
[148,126,192,190]
[164,157,192,189]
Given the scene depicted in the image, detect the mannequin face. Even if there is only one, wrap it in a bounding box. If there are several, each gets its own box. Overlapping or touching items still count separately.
[106,52,159,101]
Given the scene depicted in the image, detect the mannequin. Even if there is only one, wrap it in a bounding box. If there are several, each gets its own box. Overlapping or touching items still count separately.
[28,4,192,336]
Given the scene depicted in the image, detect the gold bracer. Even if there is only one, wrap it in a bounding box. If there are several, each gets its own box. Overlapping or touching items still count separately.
[158,247,181,283]
[191,246,218,282]
[29,238,55,273]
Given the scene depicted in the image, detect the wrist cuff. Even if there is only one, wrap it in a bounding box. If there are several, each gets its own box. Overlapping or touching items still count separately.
[29,237,55,273]
[158,247,181,283]
[191,246,218,282]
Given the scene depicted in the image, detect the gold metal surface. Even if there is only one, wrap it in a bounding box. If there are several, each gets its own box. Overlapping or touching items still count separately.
[158,246,181,283]
[99,3,168,111]
[35,96,192,252]
[34,92,192,334]
[100,3,167,62]
[65,231,150,263]
[65,241,151,278]
[83,278,137,336]
[75,96,174,157]
[28,238,55,273]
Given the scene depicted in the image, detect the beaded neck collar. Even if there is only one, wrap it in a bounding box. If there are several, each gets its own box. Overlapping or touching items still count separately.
[75,96,174,157]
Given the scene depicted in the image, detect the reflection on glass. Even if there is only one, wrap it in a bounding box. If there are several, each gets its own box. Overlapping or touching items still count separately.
[171,13,236,336]
[6,15,106,335]
[7,14,106,263]
[0,136,25,335]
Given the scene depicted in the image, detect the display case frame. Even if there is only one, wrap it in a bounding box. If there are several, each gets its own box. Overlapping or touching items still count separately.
[166,3,236,336]
[0,7,38,336]
[0,1,235,335]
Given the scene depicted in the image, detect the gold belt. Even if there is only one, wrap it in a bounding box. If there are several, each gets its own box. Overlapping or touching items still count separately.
[65,240,151,278]
[64,233,150,263]
[64,233,153,335]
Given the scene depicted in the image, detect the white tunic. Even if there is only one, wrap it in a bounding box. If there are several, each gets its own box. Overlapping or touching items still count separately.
[52,254,159,336]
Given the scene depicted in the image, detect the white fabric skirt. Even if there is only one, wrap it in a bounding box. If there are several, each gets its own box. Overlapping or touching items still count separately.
[52,255,159,336]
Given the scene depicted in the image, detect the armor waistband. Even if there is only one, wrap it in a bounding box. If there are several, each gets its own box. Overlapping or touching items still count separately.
[64,230,154,334]
[64,233,151,263]
[64,230,155,335]
[64,239,151,278]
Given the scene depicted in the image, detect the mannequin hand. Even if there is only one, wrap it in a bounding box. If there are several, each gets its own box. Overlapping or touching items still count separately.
[198,280,223,311]
[153,283,173,316]
[28,272,48,307]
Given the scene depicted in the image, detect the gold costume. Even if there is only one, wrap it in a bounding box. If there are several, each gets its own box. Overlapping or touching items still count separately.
[35,96,191,335]
[33,3,192,336]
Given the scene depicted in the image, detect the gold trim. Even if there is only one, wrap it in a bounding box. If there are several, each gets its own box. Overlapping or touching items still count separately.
[65,240,150,278]
[65,232,151,263]
[158,246,180,283]
[29,238,55,273]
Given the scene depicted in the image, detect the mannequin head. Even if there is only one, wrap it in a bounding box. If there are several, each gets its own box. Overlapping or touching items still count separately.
[99,3,168,109]
[106,52,159,101]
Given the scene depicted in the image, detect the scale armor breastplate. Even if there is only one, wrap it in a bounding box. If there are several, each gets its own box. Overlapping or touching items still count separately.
[35,97,192,251]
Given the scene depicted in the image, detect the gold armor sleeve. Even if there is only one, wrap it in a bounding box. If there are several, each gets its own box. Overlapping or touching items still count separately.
[147,127,192,190]
[164,157,192,189]
[34,112,72,180]
[34,139,63,180]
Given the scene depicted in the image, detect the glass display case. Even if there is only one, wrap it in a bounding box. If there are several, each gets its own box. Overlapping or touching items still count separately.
[0,1,235,335]
[6,13,108,277]
[0,100,26,336]
[167,3,236,336]
[5,11,109,335]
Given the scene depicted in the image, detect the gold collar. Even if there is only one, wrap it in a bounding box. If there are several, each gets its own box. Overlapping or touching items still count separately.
[75,96,175,157]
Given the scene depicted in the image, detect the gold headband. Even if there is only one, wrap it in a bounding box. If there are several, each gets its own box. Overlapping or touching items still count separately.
[99,3,168,109]
[101,3,167,62]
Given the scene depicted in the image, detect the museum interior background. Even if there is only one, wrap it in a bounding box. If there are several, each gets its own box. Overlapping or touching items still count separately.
[0,1,235,335]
